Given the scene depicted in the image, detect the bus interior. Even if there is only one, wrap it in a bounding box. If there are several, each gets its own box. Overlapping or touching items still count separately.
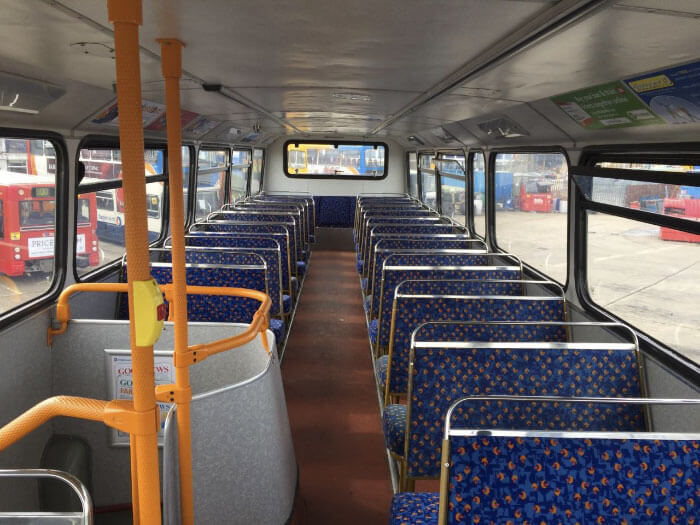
[0,1,698,524]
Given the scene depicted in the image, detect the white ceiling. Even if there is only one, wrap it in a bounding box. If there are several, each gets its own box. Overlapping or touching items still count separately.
[0,0,698,147]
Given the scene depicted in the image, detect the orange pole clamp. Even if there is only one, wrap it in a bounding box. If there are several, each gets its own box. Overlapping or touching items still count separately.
[107,0,162,523]
[157,37,195,525]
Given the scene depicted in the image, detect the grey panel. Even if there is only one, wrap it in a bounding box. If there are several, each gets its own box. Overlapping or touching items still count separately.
[644,355,700,433]
[0,311,54,512]
[67,272,120,321]
[51,320,271,506]
[162,348,296,524]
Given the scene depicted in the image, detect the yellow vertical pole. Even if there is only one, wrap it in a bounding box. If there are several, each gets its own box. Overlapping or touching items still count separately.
[106,1,162,523]
[157,38,195,525]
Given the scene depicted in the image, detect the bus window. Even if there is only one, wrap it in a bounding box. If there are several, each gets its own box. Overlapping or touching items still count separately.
[472,153,486,238]
[587,214,700,364]
[419,153,436,209]
[494,152,569,283]
[250,149,264,195]
[285,141,386,177]
[196,149,228,220]
[408,152,418,198]
[0,137,58,316]
[230,149,251,202]
[76,147,165,278]
[439,154,465,225]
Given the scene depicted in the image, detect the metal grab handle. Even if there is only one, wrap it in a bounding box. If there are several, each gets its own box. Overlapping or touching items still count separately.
[0,468,93,524]
[47,282,272,356]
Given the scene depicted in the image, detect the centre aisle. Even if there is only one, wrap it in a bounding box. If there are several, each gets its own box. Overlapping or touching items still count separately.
[282,250,393,524]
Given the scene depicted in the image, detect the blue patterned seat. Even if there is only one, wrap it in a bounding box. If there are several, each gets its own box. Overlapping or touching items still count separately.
[361,277,368,290]
[296,261,306,276]
[368,319,378,344]
[314,196,356,227]
[446,432,699,524]
[118,262,270,334]
[366,238,486,305]
[389,492,438,525]
[398,342,644,482]
[188,224,293,291]
[362,224,465,271]
[269,318,285,344]
[291,277,298,295]
[164,239,287,317]
[382,403,406,454]
[282,294,292,314]
[374,258,522,351]
[376,355,389,387]
[363,296,371,313]
[356,258,363,274]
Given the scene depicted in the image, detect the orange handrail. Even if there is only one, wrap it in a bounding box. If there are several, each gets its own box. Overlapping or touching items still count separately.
[48,282,272,357]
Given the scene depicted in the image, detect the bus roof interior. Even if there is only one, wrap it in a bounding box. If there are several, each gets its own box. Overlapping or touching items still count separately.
[2,0,700,149]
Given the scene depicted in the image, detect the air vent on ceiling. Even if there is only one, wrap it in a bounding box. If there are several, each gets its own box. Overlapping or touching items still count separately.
[0,72,65,114]
[477,116,529,139]
[407,135,425,146]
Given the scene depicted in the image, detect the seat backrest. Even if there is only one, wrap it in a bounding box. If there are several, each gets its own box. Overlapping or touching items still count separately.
[231,203,308,248]
[160,241,285,316]
[208,211,303,260]
[119,258,268,324]
[356,203,425,232]
[252,197,313,238]
[375,254,522,346]
[406,337,644,479]
[368,242,488,314]
[385,286,564,395]
[442,398,699,525]
[358,216,445,256]
[363,224,466,266]
[198,217,300,267]
[260,194,315,235]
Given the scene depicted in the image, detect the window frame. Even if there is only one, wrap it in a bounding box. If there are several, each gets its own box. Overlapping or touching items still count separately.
[436,149,467,226]
[195,145,230,220]
[0,128,68,329]
[418,151,439,211]
[282,140,389,180]
[249,148,265,196]
[576,143,700,384]
[73,135,169,283]
[468,150,486,240]
[230,147,252,202]
[488,147,572,287]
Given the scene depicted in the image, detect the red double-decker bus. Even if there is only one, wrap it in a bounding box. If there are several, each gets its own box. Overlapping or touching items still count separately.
[0,171,99,276]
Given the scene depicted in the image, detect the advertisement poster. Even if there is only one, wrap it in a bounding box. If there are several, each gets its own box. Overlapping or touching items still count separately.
[91,100,166,128]
[184,116,220,137]
[106,350,175,446]
[551,81,663,129]
[146,109,200,131]
[625,61,700,125]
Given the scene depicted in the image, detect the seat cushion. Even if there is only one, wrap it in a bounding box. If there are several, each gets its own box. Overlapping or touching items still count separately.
[296,261,306,276]
[361,277,368,290]
[363,296,371,314]
[376,354,389,388]
[368,318,378,344]
[291,277,298,295]
[282,294,292,314]
[389,492,439,525]
[269,318,285,345]
[356,255,363,274]
[382,403,407,455]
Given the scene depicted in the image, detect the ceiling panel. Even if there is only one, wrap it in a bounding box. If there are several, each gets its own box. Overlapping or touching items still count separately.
[615,0,700,16]
[460,7,700,103]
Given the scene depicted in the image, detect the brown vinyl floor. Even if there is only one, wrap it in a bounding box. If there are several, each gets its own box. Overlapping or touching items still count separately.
[282,250,393,524]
